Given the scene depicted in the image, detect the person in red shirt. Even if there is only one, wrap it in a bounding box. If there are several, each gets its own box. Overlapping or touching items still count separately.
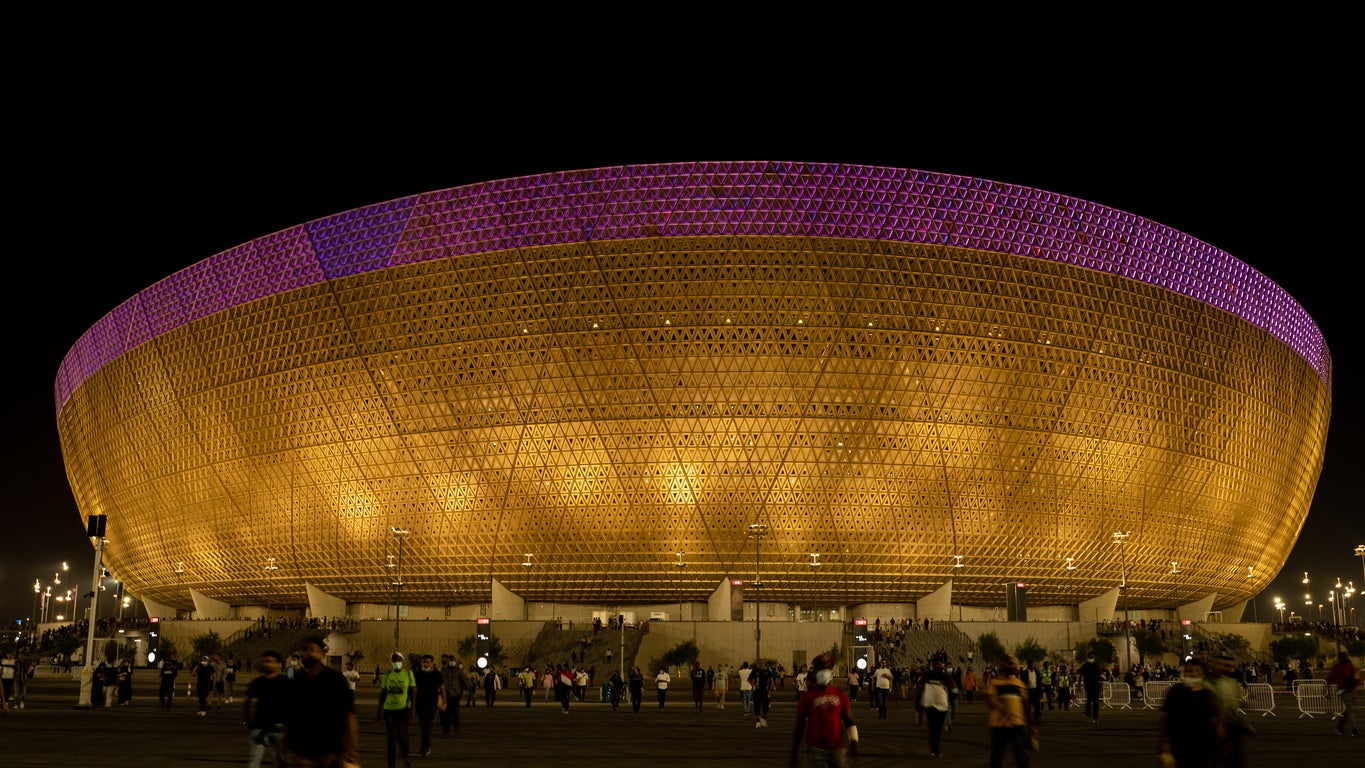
[790,653,859,768]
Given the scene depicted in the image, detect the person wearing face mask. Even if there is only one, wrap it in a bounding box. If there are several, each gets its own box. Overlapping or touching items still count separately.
[378,651,416,768]
[280,636,359,768]
[790,653,859,768]
[1158,659,1225,768]
[1077,653,1103,723]
[920,659,953,757]
[412,654,444,758]
[439,657,464,736]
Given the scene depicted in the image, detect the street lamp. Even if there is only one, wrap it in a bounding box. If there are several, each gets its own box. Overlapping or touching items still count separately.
[748,523,769,664]
[391,527,410,652]
[1273,597,1285,624]
[675,552,686,621]
[265,557,279,625]
[1356,545,1365,588]
[1112,531,1132,672]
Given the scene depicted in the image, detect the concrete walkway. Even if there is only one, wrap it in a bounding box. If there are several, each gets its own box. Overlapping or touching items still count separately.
[0,673,1358,766]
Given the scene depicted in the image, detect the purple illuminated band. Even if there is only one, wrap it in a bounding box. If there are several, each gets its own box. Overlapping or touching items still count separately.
[56,161,1329,411]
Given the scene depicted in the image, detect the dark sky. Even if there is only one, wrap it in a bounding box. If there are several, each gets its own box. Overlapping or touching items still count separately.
[5,55,1359,628]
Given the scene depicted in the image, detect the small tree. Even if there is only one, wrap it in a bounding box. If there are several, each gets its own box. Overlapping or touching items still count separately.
[456,632,506,667]
[102,638,121,663]
[1133,629,1168,665]
[663,640,700,671]
[1014,637,1048,666]
[156,637,180,663]
[1269,635,1318,664]
[1076,637,1117,665]
[977,632,1007,666]
[346,648,366,669]
[1346,638,1365,658]
[190,631,222,659]
[1209,632,1250,659]
[54,634,82,665]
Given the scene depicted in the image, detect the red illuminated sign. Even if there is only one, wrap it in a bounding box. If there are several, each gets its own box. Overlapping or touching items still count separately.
[731,580,744,585]
[1016,582,1028,588]
[854,618,868,626]
[477,617,490,625]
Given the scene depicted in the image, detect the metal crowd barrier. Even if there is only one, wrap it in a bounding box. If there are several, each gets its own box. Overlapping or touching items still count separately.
[1142,680,1172,709]
[1102,681,1132,709]
[1242,682,1276,716]
[1293,679,1343,718]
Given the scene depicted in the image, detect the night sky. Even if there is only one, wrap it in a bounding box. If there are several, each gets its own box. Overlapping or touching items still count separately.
[5,56,1359,629]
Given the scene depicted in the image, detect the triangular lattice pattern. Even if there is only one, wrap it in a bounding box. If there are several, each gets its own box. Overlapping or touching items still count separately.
[55,163,1330,613]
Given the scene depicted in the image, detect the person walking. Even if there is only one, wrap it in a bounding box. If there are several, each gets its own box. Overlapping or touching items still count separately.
[157,656,180,710]
[280,636,360,768]
[440,658,464,735]
[1326,651,1360,737]
[655,667,671,708]
[518,666,536,708]
[412,654,444,758]
[847,667,860,702]
[753,660,776,728]
[790,653,859,768]
[1021,660,1043,724]
[1157,658,1225,768]
[224,653,241,704]
[1078,653,1103,723]
[921,659,953,757]
[738,661,754,715]
[378,651,416,768]
[963,667,978,704]
[628,665,645,713]
[242,650,289,768]
[714,663,729,709]
[691,662,707,714]
[986,656,1034,768]
[194,656,216,717]
[556,663,574,713]
[872,659,893,719]
[608,669,625,711]
[483,666,501,707]
[211,654,227,710]
[1056,665,1073,711]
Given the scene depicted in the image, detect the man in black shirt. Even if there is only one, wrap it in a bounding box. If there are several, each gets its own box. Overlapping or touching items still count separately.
[157,658,180,710]
[691,662,707,714]
[281,636,359,768]
[194,656,216,716]
[244,650,290,768]
[412,655,444,758]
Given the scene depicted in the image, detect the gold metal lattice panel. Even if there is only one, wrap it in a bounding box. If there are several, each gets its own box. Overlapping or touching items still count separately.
[58,236,1327,611]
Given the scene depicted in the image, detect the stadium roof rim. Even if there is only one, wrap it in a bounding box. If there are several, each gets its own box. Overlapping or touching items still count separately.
[56,160,1330,412]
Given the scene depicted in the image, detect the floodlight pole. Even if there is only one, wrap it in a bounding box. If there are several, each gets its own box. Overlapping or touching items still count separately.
[1113,531,1132,672]
[748,523,769,664]
[391,527,409,652]
[77,533,106,708]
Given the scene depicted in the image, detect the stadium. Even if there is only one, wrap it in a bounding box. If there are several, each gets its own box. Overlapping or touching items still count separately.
[56,161,1330,627]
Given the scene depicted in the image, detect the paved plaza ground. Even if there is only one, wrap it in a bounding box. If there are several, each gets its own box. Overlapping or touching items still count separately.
[0,671,1359,766]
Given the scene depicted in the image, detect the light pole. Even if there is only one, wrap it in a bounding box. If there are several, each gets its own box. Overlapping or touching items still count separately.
[32,580,41,630]
[1330,578,1346,653]
[675,552,686,621]
[391,527,410,652]
[1112,531,1132,672]
[748,523,769,664]
[1273,597,1285,624]
[265,557,279,625]
[1356,545,1365,588]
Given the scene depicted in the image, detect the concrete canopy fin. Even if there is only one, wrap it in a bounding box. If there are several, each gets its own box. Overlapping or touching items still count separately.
[916,580,953,621]
[305,583,347,619]
[189,589,231,620]
[1078,587,1120,622]
[490,578,525,620]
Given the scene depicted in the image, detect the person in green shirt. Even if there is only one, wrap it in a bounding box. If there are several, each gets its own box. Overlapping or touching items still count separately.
[378,651,416,768]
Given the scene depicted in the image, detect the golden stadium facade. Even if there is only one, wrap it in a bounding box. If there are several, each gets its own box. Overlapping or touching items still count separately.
[56,161,1331,616]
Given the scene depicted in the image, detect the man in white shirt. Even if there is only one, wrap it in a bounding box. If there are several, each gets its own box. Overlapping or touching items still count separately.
[873,659,894,719]
[655,669,671,707]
